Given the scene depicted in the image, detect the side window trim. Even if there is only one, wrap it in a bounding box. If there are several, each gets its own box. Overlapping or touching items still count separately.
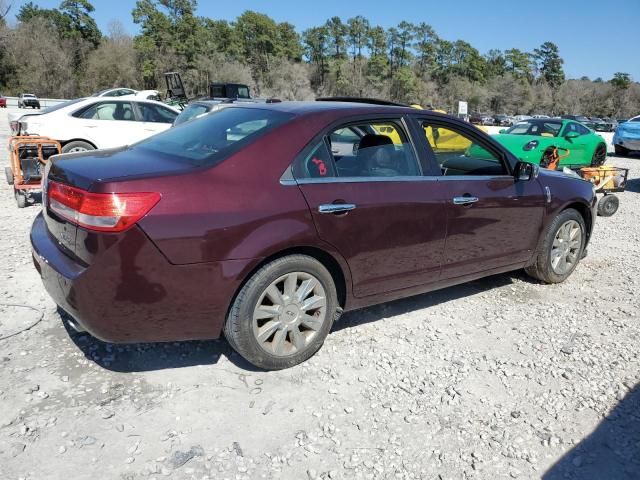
[414,116,514,176]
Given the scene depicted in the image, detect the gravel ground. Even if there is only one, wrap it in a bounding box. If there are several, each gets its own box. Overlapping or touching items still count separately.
[0,107,638,480]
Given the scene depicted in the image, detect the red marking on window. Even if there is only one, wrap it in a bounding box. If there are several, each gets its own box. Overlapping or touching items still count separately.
[311,157,327,176]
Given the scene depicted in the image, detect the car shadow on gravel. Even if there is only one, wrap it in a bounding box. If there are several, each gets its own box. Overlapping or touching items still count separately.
[625,177,640,193]
[543,383,640,480]
[61,271,521,373]
[60,313,263,373]
[334,271,517,332]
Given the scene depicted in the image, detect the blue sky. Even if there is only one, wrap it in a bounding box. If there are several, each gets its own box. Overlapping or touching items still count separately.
[11,0,640,80]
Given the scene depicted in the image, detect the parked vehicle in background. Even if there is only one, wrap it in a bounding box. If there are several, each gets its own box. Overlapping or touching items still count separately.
[594,117,617,132]
[91,88,161,101]
[532,114,550,119]
[513,114,532,122]
[613,115,640,156]
[493,114,513,126]
[0,94,6,108]
[18,93,40,109]
[18,97,179,153]
[482,118,608,168]
[561,115,591,125]
[470,113,494,125]
[31,100,597,370]
[172,99,230,126]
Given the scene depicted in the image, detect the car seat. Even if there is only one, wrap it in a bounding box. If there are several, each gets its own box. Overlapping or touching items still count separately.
[357,134,398,176]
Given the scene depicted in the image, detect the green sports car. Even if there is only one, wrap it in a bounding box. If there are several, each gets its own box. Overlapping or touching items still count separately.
[471,118,608,168]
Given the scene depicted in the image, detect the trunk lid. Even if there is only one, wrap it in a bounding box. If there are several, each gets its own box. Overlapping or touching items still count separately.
[44,146,201,258]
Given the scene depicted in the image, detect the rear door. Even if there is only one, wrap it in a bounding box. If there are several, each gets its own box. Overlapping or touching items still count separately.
[412,118,546,280]
[293,116,448,298]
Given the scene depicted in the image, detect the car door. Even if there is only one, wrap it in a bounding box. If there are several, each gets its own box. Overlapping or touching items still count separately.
[559,122,591,166]
[134,102,178,140]
[71,100,143,148]
[414,118,546,280]
[293,116,448,298]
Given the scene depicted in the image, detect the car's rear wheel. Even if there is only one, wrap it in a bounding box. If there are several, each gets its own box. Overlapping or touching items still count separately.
[525,208,586,284]
[614,145,628,157]
[597,195,619,217]
[591,144,607,166]
[224,255,338,370]
[61,141,95,154]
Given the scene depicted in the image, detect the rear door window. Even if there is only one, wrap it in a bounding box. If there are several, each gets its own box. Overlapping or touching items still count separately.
[295,119,420,179]
[74,101,135,121]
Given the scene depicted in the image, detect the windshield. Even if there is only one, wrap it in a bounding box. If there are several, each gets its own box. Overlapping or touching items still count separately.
[505,120,562,137]
[631,117,640,122]
[24,94,36,98]
[136,107,294,165]
[174,103,214,126]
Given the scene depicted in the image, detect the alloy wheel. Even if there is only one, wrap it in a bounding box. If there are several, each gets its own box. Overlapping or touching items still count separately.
[252,272,327,357]
[550,220,582,275]
[67,146,89,153]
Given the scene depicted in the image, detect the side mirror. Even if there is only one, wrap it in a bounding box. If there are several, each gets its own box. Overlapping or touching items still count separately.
[499,128,507,134]
[515,161,539,181]
[565,131,580,139]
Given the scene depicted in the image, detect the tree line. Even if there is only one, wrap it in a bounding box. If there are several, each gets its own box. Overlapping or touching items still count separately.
[0,0,638,117]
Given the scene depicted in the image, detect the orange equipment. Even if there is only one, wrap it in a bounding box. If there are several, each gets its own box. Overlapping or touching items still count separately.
[5,136,61,208]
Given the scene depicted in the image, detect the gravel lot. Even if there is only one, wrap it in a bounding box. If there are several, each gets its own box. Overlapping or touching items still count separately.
[0,107,638,480]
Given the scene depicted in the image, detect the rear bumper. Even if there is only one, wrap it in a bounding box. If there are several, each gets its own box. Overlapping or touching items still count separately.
[31,212,258,343]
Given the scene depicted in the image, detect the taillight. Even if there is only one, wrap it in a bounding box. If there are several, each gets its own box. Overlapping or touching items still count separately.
[47,181,160,232]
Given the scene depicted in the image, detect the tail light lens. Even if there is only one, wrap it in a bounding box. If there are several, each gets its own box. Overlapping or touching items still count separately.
[48,181,160,232]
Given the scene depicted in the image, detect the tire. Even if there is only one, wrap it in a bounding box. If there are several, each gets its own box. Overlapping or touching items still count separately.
[525,208,586,284]
[224,255,339,370]
[597,195,619,217]
[591,144,607,167]
[61,141,95,154]
[15,189,27,208]
[614,145,628,157]
[5,167,14,185]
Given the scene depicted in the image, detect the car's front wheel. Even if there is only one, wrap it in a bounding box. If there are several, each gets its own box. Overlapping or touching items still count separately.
[224,255,339,370]
[525,208,586,284]
[61,141,95,154]
[591,144,607,166]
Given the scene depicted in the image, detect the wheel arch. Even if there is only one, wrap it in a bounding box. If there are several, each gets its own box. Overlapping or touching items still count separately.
[61,138,98,149]
[562,201,593,243]
[224,245,351,324]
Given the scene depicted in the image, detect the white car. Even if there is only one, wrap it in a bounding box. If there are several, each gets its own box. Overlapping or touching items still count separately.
[20,97,179,153]
[92,88,161,101]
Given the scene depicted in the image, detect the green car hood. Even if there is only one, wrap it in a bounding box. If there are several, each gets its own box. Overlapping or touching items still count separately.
[467,134,553,162]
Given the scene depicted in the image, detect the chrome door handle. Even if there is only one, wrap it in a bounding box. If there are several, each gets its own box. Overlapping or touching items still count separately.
[318,203,356,214]
[453,196,479,205]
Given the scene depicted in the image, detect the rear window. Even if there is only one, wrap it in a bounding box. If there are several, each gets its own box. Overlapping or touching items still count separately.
[136,107,294,165]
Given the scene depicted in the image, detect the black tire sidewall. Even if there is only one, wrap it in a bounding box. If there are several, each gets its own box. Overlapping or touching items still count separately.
[5,167,14,185]
[226,255,338,370]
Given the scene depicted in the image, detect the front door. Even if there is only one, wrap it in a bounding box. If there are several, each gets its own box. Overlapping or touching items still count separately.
[559,121,592,166]
[415,119,546,279]
[293,117,448,298]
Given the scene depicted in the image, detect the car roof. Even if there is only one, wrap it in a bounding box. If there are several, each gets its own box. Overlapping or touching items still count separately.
[223,100,426,117]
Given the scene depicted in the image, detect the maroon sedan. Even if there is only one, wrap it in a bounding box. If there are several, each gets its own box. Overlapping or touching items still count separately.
[31,101,597,369]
